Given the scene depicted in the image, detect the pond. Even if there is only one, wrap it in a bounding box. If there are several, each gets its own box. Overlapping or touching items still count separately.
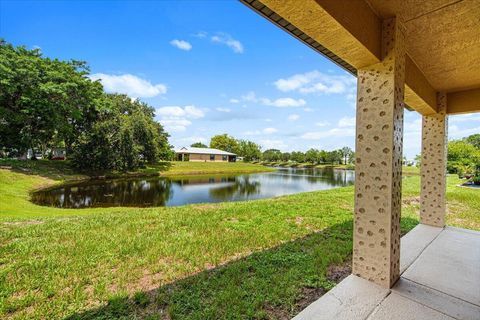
[31,167,355,208]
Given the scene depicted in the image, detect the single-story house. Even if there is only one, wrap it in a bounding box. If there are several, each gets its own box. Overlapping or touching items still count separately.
[174,147,236,162]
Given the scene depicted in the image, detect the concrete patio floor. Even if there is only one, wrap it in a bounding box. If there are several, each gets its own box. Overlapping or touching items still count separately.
[293,224,480,320]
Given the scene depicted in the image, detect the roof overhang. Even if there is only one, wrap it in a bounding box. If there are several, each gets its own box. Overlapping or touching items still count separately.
[241,0,480,115]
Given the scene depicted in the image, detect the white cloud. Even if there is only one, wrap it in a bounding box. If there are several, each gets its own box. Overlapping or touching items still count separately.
[238,91,305,108]
[229,98,240,104]
[301,127,355,140]
[338,116,356,127]
[193,31,208,38]
[245,127,278,136]
[259,139,287,150]
[261,97,306,108]
[216,107,231,113]
[156,105,205,119]
[303,107,314,112]
[242,91,257,102]
[274,70,355,95]
[177,136,208,144]
[89,73,167,98]
[315,121,330,127]
[263,127,278,134]
[288,114,300,121]
[156,105,205,132]
[170,39,192,51]
[211,33,244,53]
[449,125,480,139]
[449,114,480,123]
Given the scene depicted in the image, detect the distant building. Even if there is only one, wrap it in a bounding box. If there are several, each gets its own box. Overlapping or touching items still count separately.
[174,147,236,162]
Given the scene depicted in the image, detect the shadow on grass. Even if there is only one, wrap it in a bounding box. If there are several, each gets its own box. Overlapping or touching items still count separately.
[64,217,418,320]
[0,159,172,181]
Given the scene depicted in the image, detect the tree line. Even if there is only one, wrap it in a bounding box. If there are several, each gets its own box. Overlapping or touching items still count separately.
[445,134,480,176]
[0,40,172,171]
[261,146,354,165]
[190,134,354,164]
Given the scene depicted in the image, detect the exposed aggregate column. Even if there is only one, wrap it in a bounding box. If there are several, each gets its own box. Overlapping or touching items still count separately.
[353,17,406,288]
[420,93,448,227]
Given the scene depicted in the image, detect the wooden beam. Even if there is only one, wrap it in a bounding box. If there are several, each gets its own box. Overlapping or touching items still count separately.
[405,56,437,114]
[253,0,438,115]
[447,88,480,114]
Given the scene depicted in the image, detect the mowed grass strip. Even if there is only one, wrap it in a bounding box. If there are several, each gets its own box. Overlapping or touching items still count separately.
[0,162,478,319]
[161,161,275,176]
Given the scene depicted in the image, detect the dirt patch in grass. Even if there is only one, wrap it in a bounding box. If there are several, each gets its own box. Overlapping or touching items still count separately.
[263,303,292,320]
[327,259,352,283]
[265,258,352,319]
[193,203,221,211]
[294,287,326,314]
[402,196,420,207]
[3,220,44,226]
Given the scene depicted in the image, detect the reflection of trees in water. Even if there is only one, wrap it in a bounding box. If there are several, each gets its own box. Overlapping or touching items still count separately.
[280,168,355,186]
[208,177,260,200]
[172,176,237,186]
[32,178,173,208]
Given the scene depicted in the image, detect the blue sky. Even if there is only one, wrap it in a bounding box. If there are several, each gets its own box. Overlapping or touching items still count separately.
[1,0,479,159]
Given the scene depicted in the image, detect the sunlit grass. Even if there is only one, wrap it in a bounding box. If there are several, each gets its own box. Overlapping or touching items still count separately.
[0,161,478,319]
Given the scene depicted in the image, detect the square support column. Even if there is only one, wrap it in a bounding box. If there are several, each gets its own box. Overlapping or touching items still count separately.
[353,18,406,288]
[420,93,448,227]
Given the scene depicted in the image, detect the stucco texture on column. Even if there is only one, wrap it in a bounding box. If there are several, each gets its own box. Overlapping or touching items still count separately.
[353,18,405,288]
[420,93,448,227]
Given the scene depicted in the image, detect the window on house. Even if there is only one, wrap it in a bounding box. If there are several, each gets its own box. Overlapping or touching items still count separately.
[222,155,227,161]
[210,154,215,161]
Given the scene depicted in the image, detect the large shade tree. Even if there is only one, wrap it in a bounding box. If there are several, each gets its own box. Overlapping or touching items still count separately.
[71,94,171,171]
[209,134,239,154]
[0,39,103,157]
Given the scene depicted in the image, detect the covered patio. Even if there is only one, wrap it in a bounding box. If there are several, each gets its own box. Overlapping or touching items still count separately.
[241,0,480,319]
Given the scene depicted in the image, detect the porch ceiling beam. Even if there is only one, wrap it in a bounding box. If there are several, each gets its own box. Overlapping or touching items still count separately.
[447,88,480,115]
[251,0,438,115]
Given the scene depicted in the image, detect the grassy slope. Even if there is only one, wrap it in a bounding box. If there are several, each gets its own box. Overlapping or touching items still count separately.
[162,161,275,176]
[0,162,479,319]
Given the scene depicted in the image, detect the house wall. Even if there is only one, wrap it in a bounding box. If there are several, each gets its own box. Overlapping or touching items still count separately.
[185,154,228,162]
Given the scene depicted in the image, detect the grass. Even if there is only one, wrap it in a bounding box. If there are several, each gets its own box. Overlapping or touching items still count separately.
[0,161,478,319]
[161,161,275,176]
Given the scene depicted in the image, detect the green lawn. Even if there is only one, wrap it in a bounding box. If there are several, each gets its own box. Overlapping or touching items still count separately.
[162,161,275,176]
[0,161,478,319]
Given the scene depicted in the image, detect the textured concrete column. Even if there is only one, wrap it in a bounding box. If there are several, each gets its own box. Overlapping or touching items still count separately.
[353,18,406,288]
[420,93,448,227]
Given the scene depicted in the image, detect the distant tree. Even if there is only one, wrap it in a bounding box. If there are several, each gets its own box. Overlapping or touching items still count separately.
[191,142,208,148]
[347,150,355,164]
[447,140,480,174]
[305,148,320,163]
[339,147,353,165]
[210,134,239,153]
[262,149,282,162]
[464,134,480,149]
[71,94,171,171]
[281,152,291,162]
[290,151,305,163]
[237,140,262,162]
[414,154,422,167]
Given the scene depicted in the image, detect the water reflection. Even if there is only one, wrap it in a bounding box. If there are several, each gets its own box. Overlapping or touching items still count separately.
[31,167,354,208]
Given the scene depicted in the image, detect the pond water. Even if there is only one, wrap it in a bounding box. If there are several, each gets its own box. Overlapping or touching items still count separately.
[31,167,355,208]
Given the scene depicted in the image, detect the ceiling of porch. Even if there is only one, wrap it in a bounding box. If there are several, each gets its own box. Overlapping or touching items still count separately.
[241,0,480,115]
